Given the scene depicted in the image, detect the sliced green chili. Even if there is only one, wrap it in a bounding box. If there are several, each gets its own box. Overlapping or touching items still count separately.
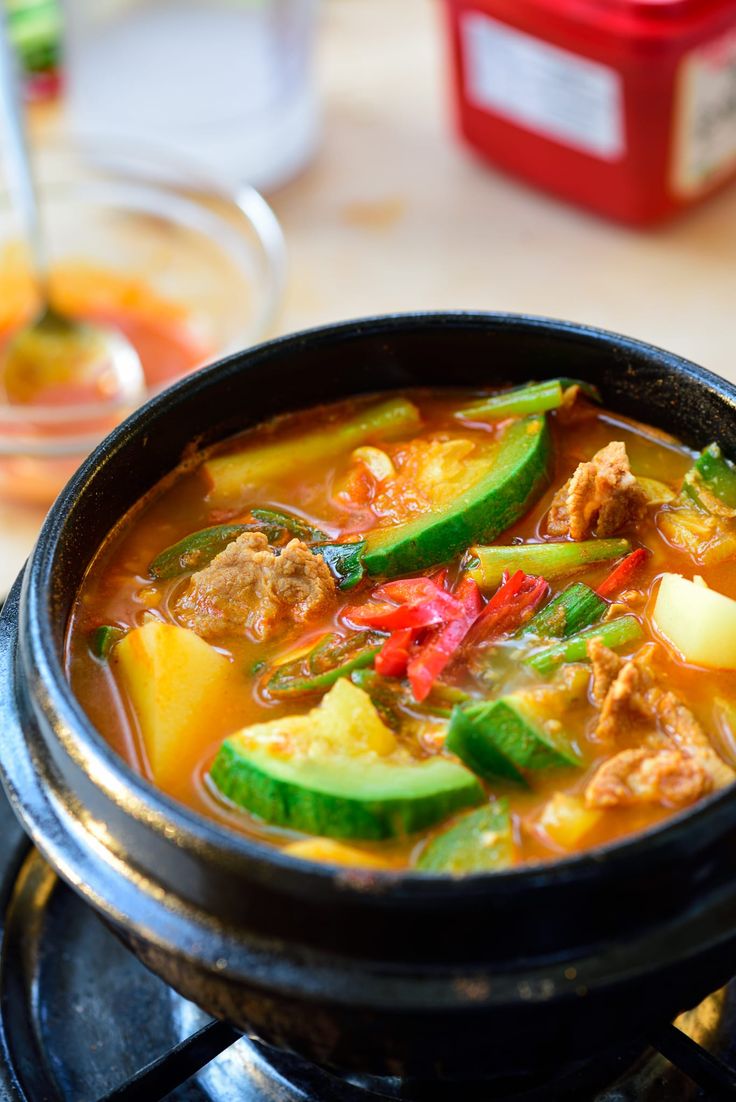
[264,631,383,699]
[149,522,284,580]
[250,508,327,543]
[312,540,367,589]
[89,625,126,659]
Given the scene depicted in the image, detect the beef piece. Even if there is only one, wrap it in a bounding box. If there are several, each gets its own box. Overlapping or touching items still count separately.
[588,638,625,706]
[177,532,335,642]
[585,641,735,800]
[594,656,650,746]
[648,685,736,790]
[585,748,711,809]
[547,441,647,540]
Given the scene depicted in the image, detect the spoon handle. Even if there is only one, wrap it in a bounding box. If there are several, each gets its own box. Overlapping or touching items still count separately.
[0,12,47,282]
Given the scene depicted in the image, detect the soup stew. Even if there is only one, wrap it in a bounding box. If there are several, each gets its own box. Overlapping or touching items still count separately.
[66,381,736,872]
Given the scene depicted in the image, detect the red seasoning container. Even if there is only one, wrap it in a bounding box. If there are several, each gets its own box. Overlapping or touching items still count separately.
[443,0,736,225]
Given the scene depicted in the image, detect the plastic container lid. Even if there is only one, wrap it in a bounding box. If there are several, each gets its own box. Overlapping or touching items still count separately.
[514,0,736,42]
[598,0,730,12]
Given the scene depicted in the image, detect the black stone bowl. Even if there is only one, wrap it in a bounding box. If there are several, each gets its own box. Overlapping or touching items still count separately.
[2,313,736,1086]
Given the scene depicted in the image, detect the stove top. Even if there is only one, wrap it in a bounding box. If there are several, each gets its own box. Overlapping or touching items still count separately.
[1,790,735,1102]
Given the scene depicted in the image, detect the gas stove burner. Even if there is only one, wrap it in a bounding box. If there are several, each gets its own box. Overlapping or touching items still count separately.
[172,1001,638,1102]
[0,787,735,1102]
[172,1003,736,1102]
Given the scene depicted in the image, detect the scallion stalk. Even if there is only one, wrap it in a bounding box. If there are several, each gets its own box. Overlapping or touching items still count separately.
[467,538,630,590]
[525,616,643,676]
[520,582,607,640]
[456,380,563,422]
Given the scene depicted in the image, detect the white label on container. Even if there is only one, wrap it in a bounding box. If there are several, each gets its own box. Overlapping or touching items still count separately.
[460,12,625,161]
[672,29,736,196]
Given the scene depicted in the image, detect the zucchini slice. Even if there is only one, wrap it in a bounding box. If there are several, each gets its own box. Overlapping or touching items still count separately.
[416,801,514,873]
[210,679,483,840]
[212,746,484,841]
[322,416,552,584]
[446,697,580,784]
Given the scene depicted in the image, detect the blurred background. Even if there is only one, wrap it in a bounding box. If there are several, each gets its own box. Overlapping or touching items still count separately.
[2,0,736,590]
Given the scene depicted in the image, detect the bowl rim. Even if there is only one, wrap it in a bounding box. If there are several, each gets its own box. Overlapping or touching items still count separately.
[15,309,736,892]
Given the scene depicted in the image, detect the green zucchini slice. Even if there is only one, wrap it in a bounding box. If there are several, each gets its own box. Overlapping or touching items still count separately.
[318,416,553,585]
[211,740,483,841]
[210,679,483,840]
[446,697,580,784]
[416,801,514,873]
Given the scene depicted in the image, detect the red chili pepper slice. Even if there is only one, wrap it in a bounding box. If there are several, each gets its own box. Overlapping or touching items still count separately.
[345,599,449,631]
[428,566,450,590]
[373,576,459,613]
[375,627,416,678]
[596,548,649,600]
[345,576,461,631]
[463,569,549,648]
[407,576,482,702]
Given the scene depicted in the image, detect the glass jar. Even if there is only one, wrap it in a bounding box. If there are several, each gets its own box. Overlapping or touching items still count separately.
[62,0,320,192]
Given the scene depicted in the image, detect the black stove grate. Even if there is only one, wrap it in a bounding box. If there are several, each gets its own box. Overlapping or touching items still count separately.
[89,1019,736,1102]
[1,786,736,1102]
[649,1024,736,1100]
[96,1021,242,1102]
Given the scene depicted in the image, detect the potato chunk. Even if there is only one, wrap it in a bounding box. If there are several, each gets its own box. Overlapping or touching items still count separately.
[114,621,233,785]
[653,573,736,670]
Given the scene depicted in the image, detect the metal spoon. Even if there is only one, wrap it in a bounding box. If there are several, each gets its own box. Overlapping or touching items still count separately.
[0,15,145,409]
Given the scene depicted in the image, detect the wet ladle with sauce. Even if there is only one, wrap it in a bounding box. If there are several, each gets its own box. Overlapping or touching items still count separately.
[0,17,144,409]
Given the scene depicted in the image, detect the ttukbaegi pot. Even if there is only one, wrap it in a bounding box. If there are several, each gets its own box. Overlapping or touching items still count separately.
[2,313,736,1084]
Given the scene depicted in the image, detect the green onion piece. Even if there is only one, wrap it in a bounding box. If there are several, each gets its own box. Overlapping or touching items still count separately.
[308,632,342,674]
[428,682,472,706]
[525,616,643,676]
[265,632,382,699]
[312,540,367,590]
[683,444,736,512]
[520,582,607,640]
[467,538,630,590]
[89,625,126,659]
[555,378,602,404]
[456,380,563,422]
[149,522,284,580]
[249,508,327,543]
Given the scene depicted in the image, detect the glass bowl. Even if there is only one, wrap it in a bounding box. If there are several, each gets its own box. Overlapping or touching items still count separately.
[0,140,286,504]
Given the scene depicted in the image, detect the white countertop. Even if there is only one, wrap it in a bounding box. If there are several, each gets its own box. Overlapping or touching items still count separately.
[3,0,736,596]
